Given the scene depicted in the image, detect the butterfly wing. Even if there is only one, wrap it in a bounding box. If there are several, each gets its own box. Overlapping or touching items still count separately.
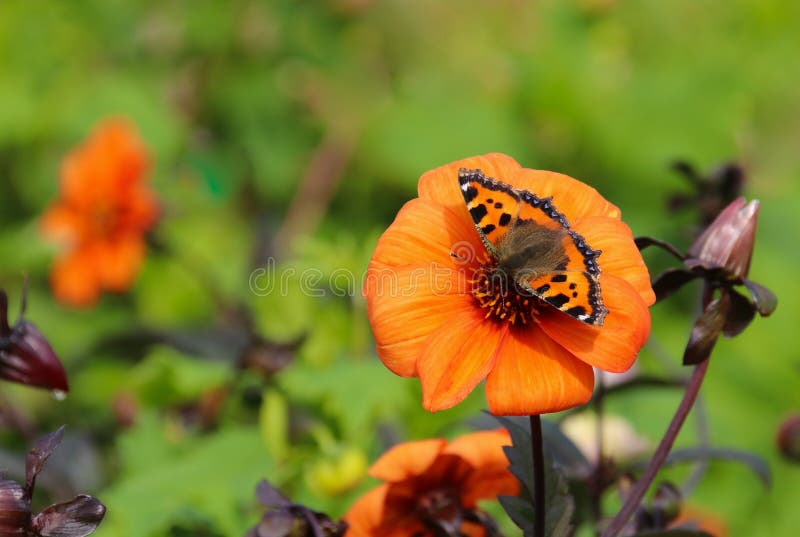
[458,168,522,257]
[519,270,607,325]
[458,167,607,326]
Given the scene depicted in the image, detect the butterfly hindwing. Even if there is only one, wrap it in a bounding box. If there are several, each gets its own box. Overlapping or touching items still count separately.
[520,270,606,325]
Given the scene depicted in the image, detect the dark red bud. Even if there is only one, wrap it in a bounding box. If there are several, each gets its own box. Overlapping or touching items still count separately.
[683,293,730,365]
[0,321,68,392]
[0,479,31,535]
[687,197,759,280]
[777,415,800,463]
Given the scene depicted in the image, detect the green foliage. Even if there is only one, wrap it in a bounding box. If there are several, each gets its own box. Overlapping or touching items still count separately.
[0,0,798,535]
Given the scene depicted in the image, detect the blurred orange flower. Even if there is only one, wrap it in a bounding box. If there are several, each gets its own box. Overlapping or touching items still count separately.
[343,429,517,537]
[364,153,654,415]
[40,118,158,307]
[671,505,728,536]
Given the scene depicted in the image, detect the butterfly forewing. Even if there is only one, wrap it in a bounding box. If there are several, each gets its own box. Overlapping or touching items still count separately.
[458,169,523,256]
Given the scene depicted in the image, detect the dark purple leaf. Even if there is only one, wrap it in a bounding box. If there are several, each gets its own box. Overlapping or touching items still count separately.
[251,510,295,537]
[742,279,777,317]
[540,420,592,479]
[632,531,713,537]
[652,269,700,303]
[722,289,756,337]
[669,160,701,184]
[641,447,771,488]
[30,495,106,537]
[634,237,686,261]
[26,427,65,492]
[650,482,682,523]
[0,479,30,534]
[494,417,575,537]
[683,295,729,365]
[0,291,10,336]
[255,480,290,508]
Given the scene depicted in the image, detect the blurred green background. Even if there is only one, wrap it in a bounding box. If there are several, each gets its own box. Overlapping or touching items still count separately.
[1,1,798,535]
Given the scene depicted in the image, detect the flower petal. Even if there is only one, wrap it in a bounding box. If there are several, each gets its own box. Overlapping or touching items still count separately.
[51,249,101,307]
[343,484,389,537]
[485,326,594,415]
[365,264,473,377]
[417,308,509,412]
[573,216,655,306]
[39,204,87,247]
[96,235,146,292]
[369,439,446,482]
[512,168,621,221]
[538,274,651,373]
[417,153,522,214]
[371,197,483,268]
[445,429,519,507]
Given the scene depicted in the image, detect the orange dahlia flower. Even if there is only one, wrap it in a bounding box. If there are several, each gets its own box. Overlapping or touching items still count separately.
[40,118,158,307]
[364,153,654,415]
[343,429,518,537]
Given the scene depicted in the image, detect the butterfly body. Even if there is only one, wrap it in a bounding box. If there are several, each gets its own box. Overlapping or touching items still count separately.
[458,168,608,326]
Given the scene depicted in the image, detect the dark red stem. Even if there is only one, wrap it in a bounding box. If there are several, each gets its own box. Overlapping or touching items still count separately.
[530,414,545,537]
[601,358,711,536]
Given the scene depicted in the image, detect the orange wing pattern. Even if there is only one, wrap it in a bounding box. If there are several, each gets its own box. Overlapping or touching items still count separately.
[458,168,607,325]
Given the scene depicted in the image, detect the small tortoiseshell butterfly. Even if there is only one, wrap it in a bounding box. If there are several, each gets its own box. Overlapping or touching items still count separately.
[458,168,608,326]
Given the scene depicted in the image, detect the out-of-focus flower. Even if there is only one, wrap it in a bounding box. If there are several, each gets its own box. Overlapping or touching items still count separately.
[306,447,368,497]
[668,161,745,227]
[669,504,728,537]
[40,118,158,307]
[344,429,517,537]
[777,414,800,463]
[0,427,105,537]
[364,153,653,415]
[644,197,776,364]
[0,289,68,392]
[247,479,347,537]
[561,413,650,466]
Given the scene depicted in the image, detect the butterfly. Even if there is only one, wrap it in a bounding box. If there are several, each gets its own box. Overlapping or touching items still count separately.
[457,167,608,326]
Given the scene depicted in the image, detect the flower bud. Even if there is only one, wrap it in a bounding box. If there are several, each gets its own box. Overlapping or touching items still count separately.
[0,479,30,535]
[305,447,368,497]
[777,415,800,463]
[686,197,759,281]
[0,291,69,392]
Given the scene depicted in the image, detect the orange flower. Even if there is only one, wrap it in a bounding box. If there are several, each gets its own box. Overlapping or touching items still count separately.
[343,429,518,537]
[670,505,728,536]
[40,118,158,307]
[364,154,654,415]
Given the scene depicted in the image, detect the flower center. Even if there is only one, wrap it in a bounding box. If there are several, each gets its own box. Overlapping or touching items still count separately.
[416,487,462,530]
[90,203,117,238]
[470,253,540,326]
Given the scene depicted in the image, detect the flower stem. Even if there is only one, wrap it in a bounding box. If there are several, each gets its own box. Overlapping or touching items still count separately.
[530,414,545,537]
[601,358,711,537]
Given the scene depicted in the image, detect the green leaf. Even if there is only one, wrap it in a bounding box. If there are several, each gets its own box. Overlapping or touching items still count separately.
[97,422,273,537]
[278,357,411,440]
[259,389,289,461]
